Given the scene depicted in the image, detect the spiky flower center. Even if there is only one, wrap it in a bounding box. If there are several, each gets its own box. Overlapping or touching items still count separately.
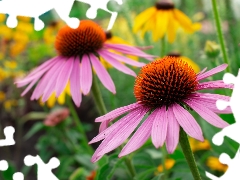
[155,1,174,10]
[134,57,198,108]
[55,20,106,57]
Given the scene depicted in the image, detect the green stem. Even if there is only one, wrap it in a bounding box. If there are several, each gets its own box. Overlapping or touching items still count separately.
[91,75,107,115]
[91,74,136,178]
[179,128,202,180]
[161,36,166,57]
[211,0,230,72]
[67,96,94,154]
[161,146,167,180]
[124,157,136,178]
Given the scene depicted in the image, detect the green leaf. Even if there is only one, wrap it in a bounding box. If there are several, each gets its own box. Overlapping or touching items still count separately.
[24,122,46,140]
[75,154,95,170]
[133,168,157,180]
[96,153,125,180]
[20,112,48,123]
[69,168,88,180]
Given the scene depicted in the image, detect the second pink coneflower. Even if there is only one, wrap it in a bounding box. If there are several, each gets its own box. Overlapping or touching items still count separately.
[89,56,233,162]
[15,20,154,106]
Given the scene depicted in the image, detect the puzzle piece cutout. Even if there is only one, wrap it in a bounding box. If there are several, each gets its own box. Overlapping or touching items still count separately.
[206,70,240,179]
[0,126,15,146]
[0,0,123,31]
[24,155,60,180]
[77,0,123,30]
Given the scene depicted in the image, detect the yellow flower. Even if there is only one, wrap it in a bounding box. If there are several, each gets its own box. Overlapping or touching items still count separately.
[4,100,18,111]
[133,0,201,43]
[0,25,13,39]
[206,157,228,172]
[189,138,211,152]
[10,42,27,57]
[16,21,34,34]
[157,159,175,173]
[4,61,17,69]
[166,52,200,73]
[43,21,64,44]
[0,14,6,23]
[17,16,31,22]
[40,83,71,108]
[0,91,6,102]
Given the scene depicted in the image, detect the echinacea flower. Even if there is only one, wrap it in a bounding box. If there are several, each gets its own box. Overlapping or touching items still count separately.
[89,56,232,162]
[167,52,200,73]
[15,20,154,107]
[133,0,201,43]
[44,108,70,126]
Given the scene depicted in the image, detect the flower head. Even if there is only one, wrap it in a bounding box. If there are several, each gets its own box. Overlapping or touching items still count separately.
[133,0,201,43]
[44,108,70,126]
[15,20,154,107]
[89,56,232,162]
[206,156,228,172]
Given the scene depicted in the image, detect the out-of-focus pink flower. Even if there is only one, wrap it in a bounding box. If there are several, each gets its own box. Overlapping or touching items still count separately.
[44,108,69,126]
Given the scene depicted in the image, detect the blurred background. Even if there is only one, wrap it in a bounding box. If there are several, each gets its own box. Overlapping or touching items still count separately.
[0,0,239,179]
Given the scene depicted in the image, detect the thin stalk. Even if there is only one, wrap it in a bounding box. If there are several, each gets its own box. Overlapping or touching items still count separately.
[161,146,167,180]
[67,96,93,154]
[211,0,230,72]
[161,36,166,57]
[91,74,136,178]
[179,128,202,180]
[91,75,107,115]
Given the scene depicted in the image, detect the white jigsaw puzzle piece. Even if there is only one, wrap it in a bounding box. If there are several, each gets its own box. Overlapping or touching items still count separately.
[0,126,15,146]
[0,160,8,171]
[24,155,60,180]
[76,0,123,30]
[0,0,80,30]
[13,172,24,180]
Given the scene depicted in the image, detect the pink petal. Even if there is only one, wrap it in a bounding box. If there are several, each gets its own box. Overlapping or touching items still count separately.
[104,43,155,60]
[151,107,168,148]
[55,57,74,96]
[41,61,66,102]
[99,120,110,133]
[95,108,148,159]
[119,112,154,157]
[80,55,92,95]
[184,99,229,128]
[197,67,207,76]
[21,78,39,96]
[190,96,232,114]
[102,50,146,67]
[165,106,180,153]
[31,58,65,100]
[89,107,143,144]
[197,64,228,81]
[70,56,82,107]
[89,53,116,94]
[99,50,136,77]
[193,92,230,102]
[172,103,204,141]
[95,102,141,122]
[197,80,234,90]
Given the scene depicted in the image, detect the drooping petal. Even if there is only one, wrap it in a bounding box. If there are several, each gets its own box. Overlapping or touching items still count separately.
[119,111,155,157]
[70,56,82,107]
[173,9,196,33]
[165,106,180,153]
[172,103,204,141]
[197,67,207,76]
[133,7,156,33]
[31,58,65,100]
[151,107,168,148]
[197,64,228,81]
[155,10,169,41]
[93,107,148,160]
[189,95,232,114]
[103,43,155,60]
[89,107,144,144]
[197,80,233,90]
[184,99,229,128]
[89,53,116,94]
[80,54,92,95]
[21,78,39,96]
[98,50,136,77]
[167,11,179,43]
[95,102,141,122]
[193,92,230,102]
[99,120,110,133]
[55,57,74,96]
[41,60,66,102]
[102,50,145,67]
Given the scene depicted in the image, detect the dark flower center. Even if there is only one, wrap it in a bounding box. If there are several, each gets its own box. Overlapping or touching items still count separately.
[134,57,198,108]
[55,20,106,57]
[155,1,174,10]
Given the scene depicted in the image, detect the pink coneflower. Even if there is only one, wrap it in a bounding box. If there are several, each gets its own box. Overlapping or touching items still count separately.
[89,56,233,162]
[44,108,69,126]
[15,20,154,106]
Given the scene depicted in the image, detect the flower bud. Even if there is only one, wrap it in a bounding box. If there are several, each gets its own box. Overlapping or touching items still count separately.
[205,40,220,58]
